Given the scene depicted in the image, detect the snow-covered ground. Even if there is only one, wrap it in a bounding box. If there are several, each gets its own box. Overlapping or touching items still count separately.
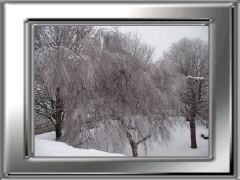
[35,118,208,157]
[35,132,125,156]
[136,118,209,156]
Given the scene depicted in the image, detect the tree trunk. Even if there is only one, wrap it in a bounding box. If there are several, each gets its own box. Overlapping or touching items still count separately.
[55,87,64,140]
[126,131,138,157]
[55,122,62,140]
[190,118,197,149]
[130,143,138,157]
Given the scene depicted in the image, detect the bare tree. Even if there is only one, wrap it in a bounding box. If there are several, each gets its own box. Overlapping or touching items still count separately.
[161,38,208,149]
[34,80,64,139]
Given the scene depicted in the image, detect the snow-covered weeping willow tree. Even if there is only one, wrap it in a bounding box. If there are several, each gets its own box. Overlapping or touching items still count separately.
[34,46,95,139]
[34,26,174,156]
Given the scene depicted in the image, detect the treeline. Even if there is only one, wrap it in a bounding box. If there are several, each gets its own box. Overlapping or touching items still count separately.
[34,25,208,156]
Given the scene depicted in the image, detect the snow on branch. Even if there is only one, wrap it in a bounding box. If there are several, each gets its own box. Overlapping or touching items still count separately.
[187,75,204,81]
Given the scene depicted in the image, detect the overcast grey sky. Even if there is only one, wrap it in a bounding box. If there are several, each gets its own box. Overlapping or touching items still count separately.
[100,26,208,60]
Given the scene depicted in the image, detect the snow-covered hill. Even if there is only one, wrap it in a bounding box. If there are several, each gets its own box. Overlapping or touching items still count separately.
[35,132,125,156]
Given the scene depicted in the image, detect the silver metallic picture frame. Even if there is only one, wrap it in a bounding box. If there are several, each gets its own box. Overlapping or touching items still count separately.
[0,0,238,179]
[28,20,211,159]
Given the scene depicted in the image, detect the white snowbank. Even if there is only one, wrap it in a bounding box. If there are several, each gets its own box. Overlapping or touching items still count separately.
[35,132,125,157]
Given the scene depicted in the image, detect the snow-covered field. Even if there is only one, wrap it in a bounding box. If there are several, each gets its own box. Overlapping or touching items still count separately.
[35,118,208,157]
